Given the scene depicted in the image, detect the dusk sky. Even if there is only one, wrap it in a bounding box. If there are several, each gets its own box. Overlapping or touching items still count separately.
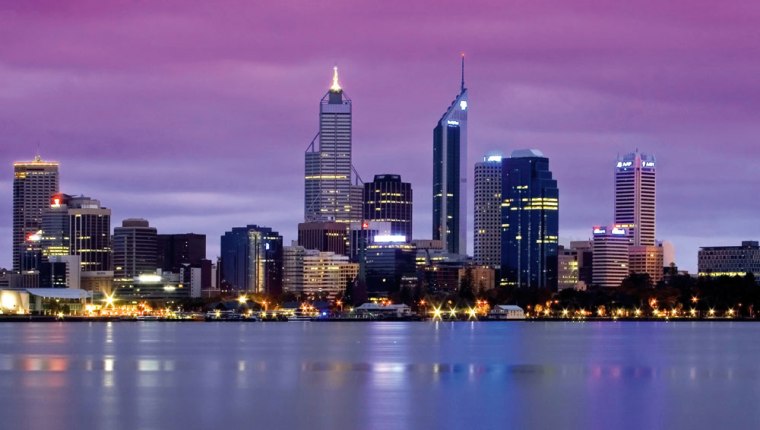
[1,0,759,272]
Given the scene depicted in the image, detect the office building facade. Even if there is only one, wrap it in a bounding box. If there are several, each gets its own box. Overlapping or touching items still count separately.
[615,151,656,246]
[304,67,361,223]
[13,155,59,271]
[363,174,413,241]
[433,58,468,255]
[698,241,760,278]
[500,150,559,290]
[113,219,157,280]
[474,154,503,267]
[592,226,630,288]
[220,225,283,294]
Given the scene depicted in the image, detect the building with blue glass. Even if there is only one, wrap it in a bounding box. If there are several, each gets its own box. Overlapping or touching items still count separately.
[433,57,468,255]
[500,150,559,290]
[220,225,283,295]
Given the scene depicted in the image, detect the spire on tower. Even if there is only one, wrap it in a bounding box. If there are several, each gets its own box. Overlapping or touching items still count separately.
[460,52,465,92]
[330,66,342,92]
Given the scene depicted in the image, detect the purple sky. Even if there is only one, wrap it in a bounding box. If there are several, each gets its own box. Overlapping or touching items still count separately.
[2,0,759,272]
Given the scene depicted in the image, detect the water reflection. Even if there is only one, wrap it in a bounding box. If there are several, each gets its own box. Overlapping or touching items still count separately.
[0,322,758,429]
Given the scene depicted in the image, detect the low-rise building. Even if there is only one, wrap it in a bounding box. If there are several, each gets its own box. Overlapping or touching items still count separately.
[698,241,760,278]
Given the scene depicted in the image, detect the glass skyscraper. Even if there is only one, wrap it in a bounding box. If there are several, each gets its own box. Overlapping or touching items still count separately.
[220,225,283,295]
[363,174,413,241]
[500,149,559,290]
[433,58,468,255]
[304,67,361,224]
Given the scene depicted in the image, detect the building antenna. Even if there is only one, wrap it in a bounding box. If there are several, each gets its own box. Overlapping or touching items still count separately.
[35,141,41,161]
[460,52,465,92]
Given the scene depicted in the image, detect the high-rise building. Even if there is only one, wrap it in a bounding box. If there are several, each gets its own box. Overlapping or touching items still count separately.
[433,58,468,255]
[592,226,629,288]
[13,155,59,271]
[474,154,503,267]
[220,225,283,295]
[615,151,656,246]
[363,174,413,240]
[113,219,157,280]
[41,193,111,273]
[500,150,559,290]
[698,241,760,278]
[304,67,361,223]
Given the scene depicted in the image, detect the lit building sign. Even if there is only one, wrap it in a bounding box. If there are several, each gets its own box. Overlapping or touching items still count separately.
[616,161,633,168]
[593,227,606,235]
[138,274,162,283]
[642,161,655,167]
[27,230,42,242]
[486,155,503,162]
[447,120,459,126]
[611,227,627,235]
[460,100,467,110]
[374,235,407,243]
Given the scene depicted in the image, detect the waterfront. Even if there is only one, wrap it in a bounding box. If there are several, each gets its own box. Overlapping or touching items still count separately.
[0,322,759,429]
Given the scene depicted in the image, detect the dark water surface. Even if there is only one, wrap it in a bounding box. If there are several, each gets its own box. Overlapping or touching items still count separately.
[0,321,758,429]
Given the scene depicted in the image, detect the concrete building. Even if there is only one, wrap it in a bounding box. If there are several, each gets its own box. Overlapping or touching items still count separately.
[615,151,656,246]
[698,241,760,278]
[113,219,157,281]
[570,240,593,286]
[13,154,59,271]
[363,174,413,240]
[558,246,579,291]
[629,245,664,284]
[474,154,503,268]
[433,57,468,256]
[283,245,358,297]
[592,226,630,288]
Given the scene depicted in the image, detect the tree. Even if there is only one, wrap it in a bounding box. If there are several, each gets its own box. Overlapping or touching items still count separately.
[458,267,475,303]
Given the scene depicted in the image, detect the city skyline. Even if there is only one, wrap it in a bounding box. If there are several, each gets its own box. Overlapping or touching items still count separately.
[2,1,760,272]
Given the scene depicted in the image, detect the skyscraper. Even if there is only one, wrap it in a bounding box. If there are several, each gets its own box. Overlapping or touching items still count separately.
[41,194,112,273]
[433,57,468,255]
[363,174,413,241]
[305,67,361,223]
[500,149,559,290]
[614,151,656,246]
[220,225,283,295]
[156,233,206,272]
[13,154,59,271]
[113,219,157,280]
[474,154,503,267]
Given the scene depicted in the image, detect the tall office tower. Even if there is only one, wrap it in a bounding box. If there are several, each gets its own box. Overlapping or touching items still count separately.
[41,193,111,272]
[112,219,157,280]
[474,154,503,267]
[156,233,206,271]
[68,196,112,272]
[13,154,59,271]
[363,174,413,240]
[500,150,559,290]
[433,57,468,255]
[305,67,361,223]
[592,226,630,288]
[615,151,656,246]
[220,225,283,295]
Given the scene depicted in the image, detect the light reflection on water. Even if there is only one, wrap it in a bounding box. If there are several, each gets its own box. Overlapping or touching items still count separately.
[0,322,758,429]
